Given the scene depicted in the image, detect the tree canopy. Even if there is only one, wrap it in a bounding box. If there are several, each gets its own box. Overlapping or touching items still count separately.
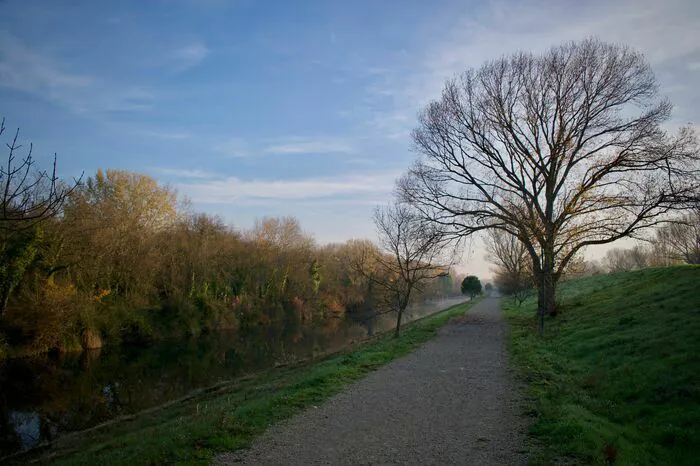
[399,38,698,333]
[461,275,482,297]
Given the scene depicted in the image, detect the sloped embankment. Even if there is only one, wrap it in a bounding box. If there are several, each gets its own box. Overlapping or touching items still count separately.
[506,266,700,465]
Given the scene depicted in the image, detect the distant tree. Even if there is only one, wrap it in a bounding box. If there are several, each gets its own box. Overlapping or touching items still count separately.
[461,275,482,298]
[484,282,493,293]
[399,39,698,334]
[485,229,532,305]
[435,272,454,298]
[654,210,700,264]
[309,259,321,294]
[628,245,651,269]
[604,245,650,273]
[580,260,606,276]
[604,248,635,273]
[246,216,317,302]
[493,268,532,306]
[342,238,384,335]
[485,230,530,279]
[372,201,452,336]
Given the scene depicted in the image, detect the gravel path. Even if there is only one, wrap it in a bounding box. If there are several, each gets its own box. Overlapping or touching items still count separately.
[214,297,528,465]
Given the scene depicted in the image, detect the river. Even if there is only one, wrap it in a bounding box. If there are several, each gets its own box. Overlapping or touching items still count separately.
[0,297,467,457]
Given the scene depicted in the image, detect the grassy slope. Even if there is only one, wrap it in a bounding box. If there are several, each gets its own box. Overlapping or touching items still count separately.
[505,266,700,465]
[23,300,475,466]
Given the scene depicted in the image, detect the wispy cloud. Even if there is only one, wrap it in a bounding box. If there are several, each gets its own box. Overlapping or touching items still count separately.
[167,40,209,71]
[0,30,93,108]
[0,30,158,114]
[152,167,217,179]
[98,87,155,112]
[214,137,355,158]
[177,170,399,204]
[214,138,251,158]
[140,129,192,140]
[361,0,700,140]
[264,138,354,154]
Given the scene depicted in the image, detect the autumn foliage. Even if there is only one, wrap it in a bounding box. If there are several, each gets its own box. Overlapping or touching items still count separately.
[0,166,459,356]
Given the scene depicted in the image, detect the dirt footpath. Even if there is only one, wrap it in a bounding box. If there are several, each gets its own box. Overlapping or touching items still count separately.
[214,297,529,465]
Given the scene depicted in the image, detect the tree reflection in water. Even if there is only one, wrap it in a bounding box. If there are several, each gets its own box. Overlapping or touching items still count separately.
[0,297,465,457]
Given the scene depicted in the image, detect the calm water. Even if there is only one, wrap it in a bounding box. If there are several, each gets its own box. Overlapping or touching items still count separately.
[0,297,466,457]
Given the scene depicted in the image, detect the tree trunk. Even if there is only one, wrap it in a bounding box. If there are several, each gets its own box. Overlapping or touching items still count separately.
[536,275,557,334]
[366,313,374,337]
[536,248,558,335]
[0,291,8,320]
[394,307,404,337]
[365,280,374,336]
[395,289,412,338]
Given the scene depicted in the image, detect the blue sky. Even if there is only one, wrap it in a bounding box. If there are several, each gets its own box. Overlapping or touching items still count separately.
[1,0,699,277]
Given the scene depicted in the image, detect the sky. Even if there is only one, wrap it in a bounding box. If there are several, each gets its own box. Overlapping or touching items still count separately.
[1,0,699,278]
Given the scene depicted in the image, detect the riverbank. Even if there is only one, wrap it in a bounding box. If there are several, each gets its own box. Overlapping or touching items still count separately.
[9,299,477,465]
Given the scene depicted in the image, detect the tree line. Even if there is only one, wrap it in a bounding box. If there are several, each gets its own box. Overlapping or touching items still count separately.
[486,212,700,306]
[0,133,463,356]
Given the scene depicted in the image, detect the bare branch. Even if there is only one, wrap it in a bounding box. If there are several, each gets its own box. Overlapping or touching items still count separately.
[0,117,83,231]
[369,201,455,336]
[398,39,699,332]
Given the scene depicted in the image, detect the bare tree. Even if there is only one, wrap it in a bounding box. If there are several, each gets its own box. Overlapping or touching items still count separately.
[485,229,532,305]
[654,210,700,264]
[604,247,642,273]
[399,39,698,334]
[485,229,530,280]
[580,259,606,276]
[629,244,651,269]
[372,202,452,336]
[0,118,80,230]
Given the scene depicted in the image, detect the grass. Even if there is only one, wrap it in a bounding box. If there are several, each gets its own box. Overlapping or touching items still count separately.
[19,299,476,466]
[504,266,700,465]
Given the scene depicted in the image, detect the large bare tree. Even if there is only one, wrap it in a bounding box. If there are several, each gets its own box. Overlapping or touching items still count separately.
[399,39,698,333]
[372,202,452,336]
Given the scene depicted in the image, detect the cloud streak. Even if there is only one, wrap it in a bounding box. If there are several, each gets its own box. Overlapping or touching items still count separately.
[0,30,159,114]
[264,138,354,154]
[140,129,192,140]
[0,30,93,108]
[214,138,251,158]
[176,170,399,204]
[152,167,217,179]
[167,41,210,71]
[361,0,700,139]
[214,137,355,158]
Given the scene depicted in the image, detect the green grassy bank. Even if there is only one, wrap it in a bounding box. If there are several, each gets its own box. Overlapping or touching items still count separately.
[17,300,475,465]
[505,266,700,465]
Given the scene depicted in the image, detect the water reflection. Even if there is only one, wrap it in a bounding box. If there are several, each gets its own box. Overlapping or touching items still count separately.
[0,298,466,457]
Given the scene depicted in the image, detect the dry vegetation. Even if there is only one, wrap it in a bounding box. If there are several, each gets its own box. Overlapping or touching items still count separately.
[0,161,461,357]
